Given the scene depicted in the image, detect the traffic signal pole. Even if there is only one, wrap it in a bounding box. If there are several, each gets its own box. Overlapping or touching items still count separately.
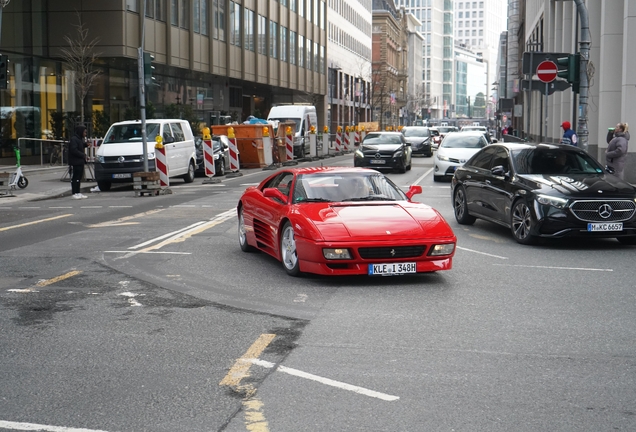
[138,1,149,172]
[574,0,590,152]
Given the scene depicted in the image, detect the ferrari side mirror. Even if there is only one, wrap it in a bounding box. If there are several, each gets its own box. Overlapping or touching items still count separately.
[405,185,423,200]
[263,187,288,204]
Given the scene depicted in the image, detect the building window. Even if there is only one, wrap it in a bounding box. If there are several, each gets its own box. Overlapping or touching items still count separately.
[320,45,324,73]
[244,8,254,51]
[171,0,178,24]
[127,0,138,12]
[230,1,240,46]
[145,0,154,18]
[214,0,225,41]
[458,30,463,36]
[178,0,189,29]
[320,1,325,29]
[479,11,483,18]
[290,31,297,64]
[298,35,304,67]
[458,2,463,8]
[291,0,297,13]
[299,0,304,17]
[193,0,208,34]
[269,21,278,58]
[458,12,462,18]
[280,27,288,61]
[258,15,267,54]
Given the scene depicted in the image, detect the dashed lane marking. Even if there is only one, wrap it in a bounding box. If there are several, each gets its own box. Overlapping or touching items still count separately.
[0,420,109,432]
[246,359,400,402]
[456,246,508,260]
[86,208,164,228]
[493,264,613,272]
[0,214,73,232]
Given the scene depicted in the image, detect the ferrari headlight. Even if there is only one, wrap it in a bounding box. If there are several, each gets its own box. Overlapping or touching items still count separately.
[536,194,568,209]
[437,154,450,161]
[323,248,352,260]
[429,243,455,256]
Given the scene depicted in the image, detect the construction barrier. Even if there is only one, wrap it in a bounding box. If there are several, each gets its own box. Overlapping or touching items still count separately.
[335,126,342,153]
[202,127,216,177]
[344,126,351,152]
[309,126,317,158]
[155,136,169,188]
[349,127,356,150]
[227,127,240,172]
[262,127,274,166]
[354,127,360,146]
[285,126,294,162]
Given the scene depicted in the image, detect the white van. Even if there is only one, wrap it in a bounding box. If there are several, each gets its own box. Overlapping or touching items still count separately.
[267,105,317,158]
[95,119,197,191]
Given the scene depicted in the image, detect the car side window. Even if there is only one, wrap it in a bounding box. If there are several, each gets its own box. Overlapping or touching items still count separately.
[469,146,497,169]
[170,123,185,142]
[162,125,174,143]
[263,172,294,198]
[490,147,510,172]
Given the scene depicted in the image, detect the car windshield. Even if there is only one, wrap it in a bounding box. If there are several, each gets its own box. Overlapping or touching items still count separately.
[292,172,407,203]
[441,134,487,149]
[269,118,300,133]
[437,127,457,133]
[511,148,604,175]
[402,127,429,137]
[363,134,403,145]
[103,123,161,144]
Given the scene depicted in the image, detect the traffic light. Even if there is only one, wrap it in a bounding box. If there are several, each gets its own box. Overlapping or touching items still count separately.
[143,52,155,86]
[557,53,580,93]
[0,54,8,89]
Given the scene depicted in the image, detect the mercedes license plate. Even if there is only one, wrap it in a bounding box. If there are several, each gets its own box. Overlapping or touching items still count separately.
[370,159,386,165]
[587,222,623,232]
[112,173,132,179]
[368,262,416,276]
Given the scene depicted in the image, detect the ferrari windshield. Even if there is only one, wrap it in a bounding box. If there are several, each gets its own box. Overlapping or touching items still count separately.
[511,148,604,175]
[292,172,407,203]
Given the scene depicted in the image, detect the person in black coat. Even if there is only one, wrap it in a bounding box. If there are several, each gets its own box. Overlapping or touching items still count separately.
[68,126,88,199]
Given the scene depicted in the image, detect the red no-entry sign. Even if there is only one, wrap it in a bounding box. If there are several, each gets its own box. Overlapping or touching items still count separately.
[537,60,558,83]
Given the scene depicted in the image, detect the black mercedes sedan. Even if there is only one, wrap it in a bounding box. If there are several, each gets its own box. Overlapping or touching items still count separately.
[401,126,433,156]
[354,131,412,173]
[451,143,636,245]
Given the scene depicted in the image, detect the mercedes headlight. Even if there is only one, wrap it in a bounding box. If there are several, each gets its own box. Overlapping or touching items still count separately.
[536,194,568,209]
[354,150,364,158]
[393,150,403,158]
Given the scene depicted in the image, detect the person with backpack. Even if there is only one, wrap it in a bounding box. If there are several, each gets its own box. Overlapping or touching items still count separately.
[68,126,88,199]
[560,121,578,146]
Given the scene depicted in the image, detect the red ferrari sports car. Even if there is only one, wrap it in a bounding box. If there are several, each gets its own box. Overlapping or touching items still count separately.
[237,167,457,276]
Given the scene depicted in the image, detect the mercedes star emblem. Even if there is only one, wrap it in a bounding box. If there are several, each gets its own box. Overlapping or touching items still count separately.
[598,204,613,219]
[375,153,382,159]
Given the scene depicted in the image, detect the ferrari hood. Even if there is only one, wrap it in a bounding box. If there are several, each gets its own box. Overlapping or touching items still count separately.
[301,203,454,242]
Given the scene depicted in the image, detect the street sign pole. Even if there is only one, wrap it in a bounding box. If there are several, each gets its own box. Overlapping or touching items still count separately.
[536,60,557,144]
[545,82,549,143]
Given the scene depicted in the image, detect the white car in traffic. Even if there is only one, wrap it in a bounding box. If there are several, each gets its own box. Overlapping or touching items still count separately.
[433,131,489,182]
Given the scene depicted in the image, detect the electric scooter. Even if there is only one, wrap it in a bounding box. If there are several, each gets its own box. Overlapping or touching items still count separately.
[9,146,28,189]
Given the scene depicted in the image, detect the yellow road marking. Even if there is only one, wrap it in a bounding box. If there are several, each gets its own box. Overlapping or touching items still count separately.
[0,214,73,232]
[87,208,164,228]
[8,270,82,293]
[220,333,276,432]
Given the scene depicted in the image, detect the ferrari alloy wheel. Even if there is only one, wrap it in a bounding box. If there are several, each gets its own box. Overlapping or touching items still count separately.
[238,208,255,252]
[511,200,536,245]
[454,187,476,225]
[280,221,300,276]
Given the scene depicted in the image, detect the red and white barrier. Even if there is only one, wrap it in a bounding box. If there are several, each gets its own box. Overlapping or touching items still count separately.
[155,140,169,188]
[262,127,274,166]
[349,128,356,150]
[227,127,240,172]
[354,127,360,146]
[335,126,342,153]
[285,126,294,161]
[344,127,351,152]
[203,137,216,177]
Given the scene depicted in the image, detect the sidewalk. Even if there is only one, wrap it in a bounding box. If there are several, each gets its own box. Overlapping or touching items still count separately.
[0,164,95,206]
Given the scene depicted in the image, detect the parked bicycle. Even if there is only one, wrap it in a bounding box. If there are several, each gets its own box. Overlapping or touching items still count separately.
[49,143,64,165]
[9,146,28,189]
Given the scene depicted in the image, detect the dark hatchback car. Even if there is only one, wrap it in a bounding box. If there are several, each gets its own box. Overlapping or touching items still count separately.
[401,126,433,157]
[354,131,412,173]
[451,143,636,245]
[195,135,230,176]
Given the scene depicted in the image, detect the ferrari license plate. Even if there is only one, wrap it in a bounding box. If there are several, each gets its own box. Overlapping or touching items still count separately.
[369,159,386,165]
[587,222,623,232]
[368,262,416,276]
[112,173,132,179]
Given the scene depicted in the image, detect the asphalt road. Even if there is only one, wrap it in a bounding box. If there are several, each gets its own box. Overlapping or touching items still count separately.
[1,154,635,432]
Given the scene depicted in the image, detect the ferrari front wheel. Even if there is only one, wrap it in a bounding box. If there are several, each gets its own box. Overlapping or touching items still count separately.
[238,208,255,252]
[280,221,300,276]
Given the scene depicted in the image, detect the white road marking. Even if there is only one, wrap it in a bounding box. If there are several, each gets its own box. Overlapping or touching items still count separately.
[17,207,41,209]
[127,220,208,249]
[87,208,164,228]
[50,206,73,209]
[80,206,102,209]
[413,167,434,185]
[456,246,508,260]
[0,420,109,431]
[493,264,613,272]
[172,204,196,207]
[294,294,308,303]
[104,251,192,255]
[246,359,400,402]
[108,205,133,208]
[118,292,145,307]
[0,214,73,232]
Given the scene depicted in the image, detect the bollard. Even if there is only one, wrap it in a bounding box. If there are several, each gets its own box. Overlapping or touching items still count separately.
[354,126,360,146]
[360,125,366,143]
[309,125,317,159]
[155,136,169,190]
[322,126,329,157]
[344,126,351,152]
[226,126,243,177]
[285,126,294,162]
[201,127,221,184]
[262,126,274,166]
[336,125,342,154]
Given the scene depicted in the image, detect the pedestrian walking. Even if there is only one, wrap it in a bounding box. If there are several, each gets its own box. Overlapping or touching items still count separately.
[560,121,578,146]
[606,122,629,180]
[68,126,88,199]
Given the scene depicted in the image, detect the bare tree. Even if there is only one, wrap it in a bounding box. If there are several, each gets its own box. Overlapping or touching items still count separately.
[59,12,101,123]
